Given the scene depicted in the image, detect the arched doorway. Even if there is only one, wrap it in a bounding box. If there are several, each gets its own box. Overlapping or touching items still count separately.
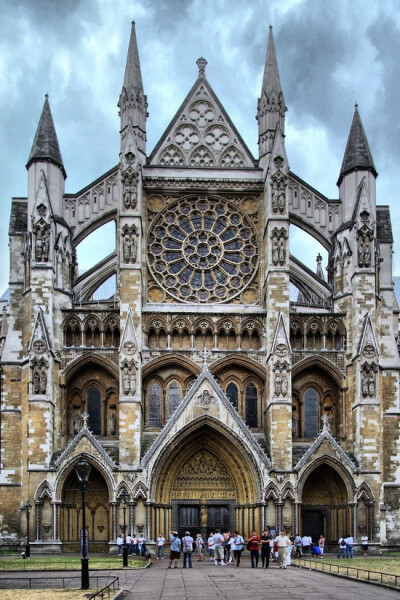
[300,463,349,545]
[150,421,261,541]
[60,464,111,552]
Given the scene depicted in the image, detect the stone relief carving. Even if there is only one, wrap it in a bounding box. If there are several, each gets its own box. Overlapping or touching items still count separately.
[121,360,137,396]
[361,364,377,398]
[321,413,331,432]
[197,389,216,409]
[122,167,138,210]
[271,173,286,214]
[273,362,289,397]
[271,227,287,267]
[122,225,137,263]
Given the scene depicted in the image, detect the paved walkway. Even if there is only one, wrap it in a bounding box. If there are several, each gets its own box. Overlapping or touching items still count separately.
[116,555,399,600]
[0,555,398,599]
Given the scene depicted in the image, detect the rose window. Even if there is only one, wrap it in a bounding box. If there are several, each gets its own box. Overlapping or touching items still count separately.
[147,197,259,303]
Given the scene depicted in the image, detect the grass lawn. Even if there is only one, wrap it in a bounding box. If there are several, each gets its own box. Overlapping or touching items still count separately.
[0,555,145,571]
[0,590,101,600]
[294,556,400,586]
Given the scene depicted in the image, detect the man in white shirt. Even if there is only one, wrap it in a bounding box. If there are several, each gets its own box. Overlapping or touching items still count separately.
[361,534,368,556]
[274,529,292,569]
[156,533,165,559]
[126,534,132,555]
[213,528,226,565]
[345,534,353,559]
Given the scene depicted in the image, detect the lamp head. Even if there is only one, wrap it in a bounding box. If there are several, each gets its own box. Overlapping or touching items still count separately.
[74,455,91,484]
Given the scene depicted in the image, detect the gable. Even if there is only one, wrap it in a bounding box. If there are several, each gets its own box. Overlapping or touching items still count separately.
[149,75,255,169]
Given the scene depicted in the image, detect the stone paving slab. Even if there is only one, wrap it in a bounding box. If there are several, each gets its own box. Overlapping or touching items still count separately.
[116,556,400,600]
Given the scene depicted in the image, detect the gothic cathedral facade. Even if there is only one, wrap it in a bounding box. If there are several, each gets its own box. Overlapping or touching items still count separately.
[1,24,399,552]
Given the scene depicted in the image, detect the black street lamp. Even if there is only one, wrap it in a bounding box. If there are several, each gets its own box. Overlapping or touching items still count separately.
[24,502,32,558]
[75,455,91,590]
[120,488,129,567]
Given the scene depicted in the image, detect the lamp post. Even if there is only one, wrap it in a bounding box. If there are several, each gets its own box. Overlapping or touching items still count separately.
[24,502,32,558]
[120,488,129,567]
[75,455,91,590]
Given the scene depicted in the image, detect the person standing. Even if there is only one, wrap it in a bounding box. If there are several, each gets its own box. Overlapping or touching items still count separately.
[260,530,271,568]
[233,531,244,567]
[138,533,145,556]
[301,534,310,555]
[116,535,123,555]
[337,535,347,559]
[345,534,353,559]
[294,533,302,558]
[168,531,181,569]
[361,533,368,556]
[227,534,236,564]
[274,529,292,569]
[208,532,215,561]
[318,534,325,558]
[213,528,226,565]
[131,533,138,556]
[223,531,231,564]
[195,533,204,561]
[247,530,261,568]
[125,533,132,556]
[182,531,194,568]
[156,533,165,559]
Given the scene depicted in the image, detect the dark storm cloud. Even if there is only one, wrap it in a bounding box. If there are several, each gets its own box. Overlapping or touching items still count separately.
[1,0,399,290]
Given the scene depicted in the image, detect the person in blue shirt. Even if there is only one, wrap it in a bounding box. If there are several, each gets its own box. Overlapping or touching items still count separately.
[168,531,181,569]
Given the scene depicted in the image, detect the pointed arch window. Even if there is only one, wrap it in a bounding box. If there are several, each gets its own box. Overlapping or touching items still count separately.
[148,382,162,428]
[87,385,101,435]
[226,382,238,410]
[245,383,258,427]
[304,387,318,438]
[168,381,181,417]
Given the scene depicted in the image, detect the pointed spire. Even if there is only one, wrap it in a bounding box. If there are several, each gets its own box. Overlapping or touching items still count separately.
[26,95,66,178]
[262,26,285,103]
[119,21,147,158]
[338,104,377,185]
[123,21,144,96]
[257,26,287,161]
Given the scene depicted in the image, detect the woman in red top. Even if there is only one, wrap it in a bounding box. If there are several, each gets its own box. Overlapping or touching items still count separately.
[247,530,261,568]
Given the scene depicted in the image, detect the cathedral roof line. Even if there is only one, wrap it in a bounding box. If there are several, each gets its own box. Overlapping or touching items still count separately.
[337,104,377,186]
[26,94,66,178]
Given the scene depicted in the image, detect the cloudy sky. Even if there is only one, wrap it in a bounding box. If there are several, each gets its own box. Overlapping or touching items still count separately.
[1,0,400,294]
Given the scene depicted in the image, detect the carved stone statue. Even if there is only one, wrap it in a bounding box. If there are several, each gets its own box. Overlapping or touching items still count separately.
[361,371,368,397]
[274,372,281,396]
[39,370,47,394]
[123,367,130,395]
[74,413,81,434]
[281,373,288,396]
[130,372,136,396]
[368,372,375,397]
[33,371,40,394]
[123,235,132,262]
[272,239,279,265]
[278,240,285,266]
[109,412,116,435]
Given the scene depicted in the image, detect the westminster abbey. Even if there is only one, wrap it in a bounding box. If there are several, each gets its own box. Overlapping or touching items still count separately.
[0,23,399,553]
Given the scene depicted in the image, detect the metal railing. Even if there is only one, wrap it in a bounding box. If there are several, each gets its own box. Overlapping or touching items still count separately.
[293,557,400,589]
[88,576,120,599]
[0,574,117,591]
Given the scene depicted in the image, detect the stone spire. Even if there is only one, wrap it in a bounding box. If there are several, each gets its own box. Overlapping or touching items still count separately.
[257,26,287,160]
[118,21,147,157]
[26,95,66,178]
[337,104,377,185]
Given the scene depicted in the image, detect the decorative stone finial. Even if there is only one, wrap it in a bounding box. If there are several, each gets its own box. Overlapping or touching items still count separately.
[321,413,331,432]
[196,57,208,78]
[82,411,89,428]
